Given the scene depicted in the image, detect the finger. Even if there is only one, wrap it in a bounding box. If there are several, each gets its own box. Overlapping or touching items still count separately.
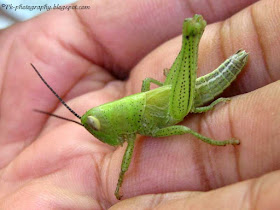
[196,81,280,182]
[111,81,280,199]
[128,0,280,96]
[109,170,280,210]
[184,81,280,184]
[75,0,257,75]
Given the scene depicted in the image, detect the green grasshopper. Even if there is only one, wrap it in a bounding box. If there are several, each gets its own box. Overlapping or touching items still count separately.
[31,14,248,200]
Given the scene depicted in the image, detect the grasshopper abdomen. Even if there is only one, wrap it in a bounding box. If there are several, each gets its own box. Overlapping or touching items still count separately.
[194,50,248,107]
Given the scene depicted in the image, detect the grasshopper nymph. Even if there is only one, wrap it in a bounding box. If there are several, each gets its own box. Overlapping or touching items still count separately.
[32,14,248,200]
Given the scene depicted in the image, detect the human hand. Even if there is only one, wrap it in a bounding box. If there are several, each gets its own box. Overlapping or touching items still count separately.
[1,0,279,209]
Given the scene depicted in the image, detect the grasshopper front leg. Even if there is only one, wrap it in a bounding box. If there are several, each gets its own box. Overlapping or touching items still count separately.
[115,135,136,200]
[141,78,163,92]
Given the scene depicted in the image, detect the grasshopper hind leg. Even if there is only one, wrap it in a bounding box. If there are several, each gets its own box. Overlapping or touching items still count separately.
[154,125,239,146]
[191,97,230,113]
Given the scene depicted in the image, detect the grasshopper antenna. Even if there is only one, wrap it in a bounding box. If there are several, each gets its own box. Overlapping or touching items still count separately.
[31,63,82,120]
[33,109,83,126]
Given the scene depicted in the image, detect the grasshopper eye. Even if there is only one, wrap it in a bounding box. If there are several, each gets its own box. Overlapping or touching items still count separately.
[87,116,101,131]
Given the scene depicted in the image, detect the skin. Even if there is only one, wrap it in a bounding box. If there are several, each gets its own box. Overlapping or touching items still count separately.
[0,0,280,209]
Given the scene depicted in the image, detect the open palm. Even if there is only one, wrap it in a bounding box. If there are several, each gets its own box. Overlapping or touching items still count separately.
[1,0,280,209]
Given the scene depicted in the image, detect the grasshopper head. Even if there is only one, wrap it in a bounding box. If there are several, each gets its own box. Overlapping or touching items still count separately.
[81,107,123,146]
[31,63,124,147]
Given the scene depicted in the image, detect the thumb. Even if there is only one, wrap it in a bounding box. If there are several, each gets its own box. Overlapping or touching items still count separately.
[110,170,280,209]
